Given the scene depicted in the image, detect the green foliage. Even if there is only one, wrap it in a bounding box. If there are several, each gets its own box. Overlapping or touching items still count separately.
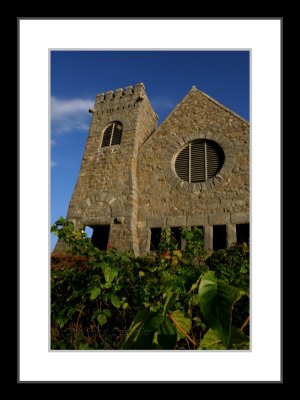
[199,328,250,350]
[51,218,250,350]
[205,244,250,334]
[181,227,205,264]
[199,329,227,350]
[158,228,179,252]
[206,244,249,292]
[198,271,242,347]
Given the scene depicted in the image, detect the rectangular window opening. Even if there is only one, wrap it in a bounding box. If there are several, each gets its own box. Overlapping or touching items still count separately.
[89,225,110,250]
[213,225,227,251]
[150,228,162,251]
[236,223,250,245]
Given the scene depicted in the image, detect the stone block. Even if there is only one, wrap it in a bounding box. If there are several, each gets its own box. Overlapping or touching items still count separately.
[226,224,237,247]
[166,216,186,227]
[208,214,230,225]
[187,215,208,226]
[147,217,165,228]
[231,213,249,224]
[204,225,213,251]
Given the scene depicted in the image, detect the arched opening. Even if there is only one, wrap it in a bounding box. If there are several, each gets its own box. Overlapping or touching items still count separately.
[101,122,123,147]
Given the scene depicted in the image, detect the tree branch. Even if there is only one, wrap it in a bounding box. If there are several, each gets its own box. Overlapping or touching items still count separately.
[240,315,250,332]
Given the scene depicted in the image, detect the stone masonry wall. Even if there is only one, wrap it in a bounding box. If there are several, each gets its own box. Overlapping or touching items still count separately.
[55,84,249,257]
[66,83,157,254]
[137,87,249,255]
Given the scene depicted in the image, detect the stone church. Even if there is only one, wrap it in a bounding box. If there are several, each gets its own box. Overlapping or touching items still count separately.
[58,83,249,257]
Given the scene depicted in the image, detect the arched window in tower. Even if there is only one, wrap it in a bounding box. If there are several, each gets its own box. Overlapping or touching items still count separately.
[101,122,123,147]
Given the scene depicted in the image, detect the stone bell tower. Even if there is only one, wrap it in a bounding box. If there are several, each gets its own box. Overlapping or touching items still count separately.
[61,83,157,255]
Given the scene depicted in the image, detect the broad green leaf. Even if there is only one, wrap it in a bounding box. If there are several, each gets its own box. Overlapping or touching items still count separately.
[199,271,241,347]
[199,328,250,350]
[122,309,151,350]
[110,293,122,309]
[159,316,177,335]
[229,327,250,350]
[143,313,164,331]
[97,313,107,326]
[199,329,226,350]
[231,342,250,350]
[170,310,192,340]
[90,286,101,300]
[188,275,202,293]
[101,263,118,284]
[163,292,177,314]
[134,313,164,349]
[157,317,177,349]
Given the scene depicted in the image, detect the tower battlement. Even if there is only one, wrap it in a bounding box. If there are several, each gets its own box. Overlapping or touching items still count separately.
[95,83,145,104]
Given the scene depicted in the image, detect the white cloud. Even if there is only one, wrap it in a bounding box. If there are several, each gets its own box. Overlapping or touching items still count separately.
[51,97,94,134]
[51,160,58,167]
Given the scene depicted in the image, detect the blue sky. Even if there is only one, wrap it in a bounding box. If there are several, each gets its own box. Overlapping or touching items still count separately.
[51,51,249,250]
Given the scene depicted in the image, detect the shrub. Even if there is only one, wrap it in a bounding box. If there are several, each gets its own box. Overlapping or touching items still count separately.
[51,218,250,350]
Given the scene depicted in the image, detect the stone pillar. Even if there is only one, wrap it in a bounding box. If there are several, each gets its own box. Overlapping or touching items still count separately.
[226,224,236,248]
[204,225,213,251]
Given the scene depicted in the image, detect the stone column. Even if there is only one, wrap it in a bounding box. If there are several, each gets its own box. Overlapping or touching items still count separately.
[204,225,213,251]
[226,224,236,248]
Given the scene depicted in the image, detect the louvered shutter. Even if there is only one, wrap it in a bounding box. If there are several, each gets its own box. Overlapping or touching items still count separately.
[111,123,122,145]
[175,145,189,182]
[206,141,223,179]
[191,140,205,182]
[101,122,123,147]
[175,139,224,183]
[102,124,113,147]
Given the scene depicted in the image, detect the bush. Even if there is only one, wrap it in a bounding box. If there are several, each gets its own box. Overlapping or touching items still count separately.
[51,218,250,350]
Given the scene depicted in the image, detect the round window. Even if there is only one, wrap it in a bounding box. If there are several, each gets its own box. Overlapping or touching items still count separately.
[175,139,225,183]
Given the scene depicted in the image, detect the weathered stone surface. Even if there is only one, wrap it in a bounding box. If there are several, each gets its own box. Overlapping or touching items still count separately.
[204,226,213,251]
[208,214,231,225]
[55,83,249,257]
[231,213,249,224]
[147,217,166,228]
[166,216,186,227]
[226,224,237,247]
[187,215,208,226]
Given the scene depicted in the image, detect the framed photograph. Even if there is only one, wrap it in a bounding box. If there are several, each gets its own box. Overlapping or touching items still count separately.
[19,18,281,382]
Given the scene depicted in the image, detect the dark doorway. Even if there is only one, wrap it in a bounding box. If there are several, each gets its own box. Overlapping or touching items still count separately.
[90,225,110,250]
[150,228,162,251]
[236,224,250,245]
[213,225,227,251]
